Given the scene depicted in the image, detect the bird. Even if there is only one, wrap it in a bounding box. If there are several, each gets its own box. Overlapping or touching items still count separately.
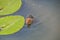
[26,15,34,28]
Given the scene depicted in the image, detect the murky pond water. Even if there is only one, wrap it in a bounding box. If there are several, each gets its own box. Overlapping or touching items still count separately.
[0,0,60,40]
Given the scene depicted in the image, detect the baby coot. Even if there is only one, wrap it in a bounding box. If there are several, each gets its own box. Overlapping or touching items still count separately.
[26,15,34,28]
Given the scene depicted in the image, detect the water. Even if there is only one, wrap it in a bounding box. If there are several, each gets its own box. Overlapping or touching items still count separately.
[0,0,60,40]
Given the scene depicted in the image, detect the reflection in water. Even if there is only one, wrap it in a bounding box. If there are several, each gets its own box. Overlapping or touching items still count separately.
[0,0,60,40]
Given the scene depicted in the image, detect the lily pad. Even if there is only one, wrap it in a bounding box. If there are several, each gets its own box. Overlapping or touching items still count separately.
[0,0,22,15]
[0,16,25,35]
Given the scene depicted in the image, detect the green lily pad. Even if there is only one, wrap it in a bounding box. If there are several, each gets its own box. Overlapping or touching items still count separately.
[0,0,22,15]
[0,16,25,35]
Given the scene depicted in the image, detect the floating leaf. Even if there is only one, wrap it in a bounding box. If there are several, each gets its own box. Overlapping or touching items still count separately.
[0,16,25,35]
[0,0,22,15]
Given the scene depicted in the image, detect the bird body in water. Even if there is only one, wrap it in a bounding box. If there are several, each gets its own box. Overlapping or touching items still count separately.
[26,15,34,28]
